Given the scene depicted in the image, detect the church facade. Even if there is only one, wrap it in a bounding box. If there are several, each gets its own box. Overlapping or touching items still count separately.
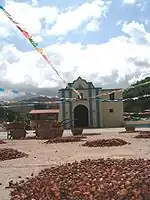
[58,77,124,129]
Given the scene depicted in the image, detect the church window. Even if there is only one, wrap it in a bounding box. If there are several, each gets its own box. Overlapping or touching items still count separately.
[109,109,114,113]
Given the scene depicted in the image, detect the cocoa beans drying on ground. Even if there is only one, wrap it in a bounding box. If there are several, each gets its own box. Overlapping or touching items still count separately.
[45,136,86,144]
[8,158,150,200]
[0,148,28,161]
[82,138,130,147]
[119,130,140,133]
[139,131,150,134]
[120,130,150,134]
[134,133,150,138]
[0,140,6,144]
[73,135,87,139]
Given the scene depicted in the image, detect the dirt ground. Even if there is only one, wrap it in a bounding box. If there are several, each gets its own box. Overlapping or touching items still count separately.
[0,128,150,200]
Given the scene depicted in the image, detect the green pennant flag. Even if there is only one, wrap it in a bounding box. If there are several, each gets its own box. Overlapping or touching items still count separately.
[29,38,38,48]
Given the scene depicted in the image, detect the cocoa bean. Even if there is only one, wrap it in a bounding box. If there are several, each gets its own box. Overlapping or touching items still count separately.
[82,138,130,147]
[7,158,150,200]
[0,140,6,144]
[45,136,86,144]
[0,148,28,162]
[134,133,150,139]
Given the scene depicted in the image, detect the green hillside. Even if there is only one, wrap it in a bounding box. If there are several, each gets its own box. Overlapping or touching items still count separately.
[123,77,150,112]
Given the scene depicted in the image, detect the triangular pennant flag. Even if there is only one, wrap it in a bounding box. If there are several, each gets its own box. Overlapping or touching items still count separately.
[29,38,38,47]
[17,26,31,39]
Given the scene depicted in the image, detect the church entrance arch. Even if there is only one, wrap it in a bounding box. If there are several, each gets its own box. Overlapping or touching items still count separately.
[74,105,89,128]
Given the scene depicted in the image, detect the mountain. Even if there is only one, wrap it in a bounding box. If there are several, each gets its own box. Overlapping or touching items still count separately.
[123,77,150,112]
[12,94,36,101]
[12,95,59,102]
[19,96,59,103]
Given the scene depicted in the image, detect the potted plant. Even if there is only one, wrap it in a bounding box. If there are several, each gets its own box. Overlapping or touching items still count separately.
[125,126,135,132]
[71,128,83,136]
[9,129,26,139]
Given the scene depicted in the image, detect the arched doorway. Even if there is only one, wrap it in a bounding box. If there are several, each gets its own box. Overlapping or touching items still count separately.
[74,105,89,128]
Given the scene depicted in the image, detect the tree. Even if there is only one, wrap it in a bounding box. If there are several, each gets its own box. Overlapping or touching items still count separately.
[123,77,150,112]
[3,108,16,122]
[34,104,47,109]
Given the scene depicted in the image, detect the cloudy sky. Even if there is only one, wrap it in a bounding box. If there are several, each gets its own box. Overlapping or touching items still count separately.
[0,0,150,99]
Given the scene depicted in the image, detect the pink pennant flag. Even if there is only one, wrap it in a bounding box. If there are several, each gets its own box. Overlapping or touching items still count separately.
[42,54,51,64]
[17,25,31,39]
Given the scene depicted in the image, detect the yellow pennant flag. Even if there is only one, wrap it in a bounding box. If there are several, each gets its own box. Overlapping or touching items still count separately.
[36,48,44,55]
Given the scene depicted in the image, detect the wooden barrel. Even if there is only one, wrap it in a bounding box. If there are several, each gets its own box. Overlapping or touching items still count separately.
[37,128,63,139]
[9,129,26,139]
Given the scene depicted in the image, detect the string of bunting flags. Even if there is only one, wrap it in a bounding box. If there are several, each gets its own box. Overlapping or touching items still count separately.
[0,5,81,99]
[0,75,149,101]
[0,87,148,102]
[1,94,150,108]
[0,77,150,106]
[0,87,150,103]
[0,5,150,106]
[124,112,150,116]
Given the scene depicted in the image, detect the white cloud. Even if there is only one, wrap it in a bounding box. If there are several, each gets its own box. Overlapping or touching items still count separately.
[0,0,58,37]
[0,27,10,37]
[122,21,150,44]
[33,35,43,43]
[122,0,146,11]
[123,0,137,4]
[86,19,100,31]
[0,0,111,42]
[47,0,111,36]
[1,1,150,99]
[144,20,150,25]
[116,20,128,26]
[1,22,150,92]
[31,0,38,6]
[1,0,110,39]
